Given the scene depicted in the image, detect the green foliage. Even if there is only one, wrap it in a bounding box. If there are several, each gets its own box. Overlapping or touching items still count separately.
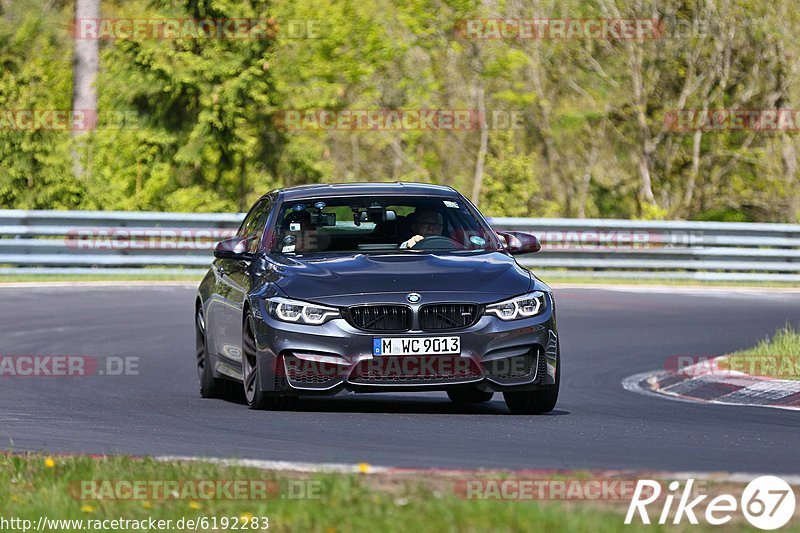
[87,0,280,212]
[1,454,638,533]
[0,0,799,221]
[0,1,84,209]
[639,202,669,221]
[694,207,749,223]
[481,131,537,217]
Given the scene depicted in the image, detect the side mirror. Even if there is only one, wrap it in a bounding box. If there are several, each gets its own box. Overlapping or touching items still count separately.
[496,231,541,255]
[214,237,253,260]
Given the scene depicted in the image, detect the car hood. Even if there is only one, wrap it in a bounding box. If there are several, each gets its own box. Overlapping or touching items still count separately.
[267,252,532,305]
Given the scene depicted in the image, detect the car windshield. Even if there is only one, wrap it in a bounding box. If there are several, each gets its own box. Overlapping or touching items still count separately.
[271,195,500,254]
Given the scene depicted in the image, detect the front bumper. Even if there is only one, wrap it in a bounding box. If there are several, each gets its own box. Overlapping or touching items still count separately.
[251,298,559,394]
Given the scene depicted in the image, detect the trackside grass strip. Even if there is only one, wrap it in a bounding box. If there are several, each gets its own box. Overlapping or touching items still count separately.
[0,454,746,532]
[722,325,800,380]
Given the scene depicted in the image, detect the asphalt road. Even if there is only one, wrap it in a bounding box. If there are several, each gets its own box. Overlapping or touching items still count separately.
[1,284,799,473]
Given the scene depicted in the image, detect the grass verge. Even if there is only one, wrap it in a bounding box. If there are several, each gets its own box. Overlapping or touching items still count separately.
[720,325,800,380]
[0,454,749,532]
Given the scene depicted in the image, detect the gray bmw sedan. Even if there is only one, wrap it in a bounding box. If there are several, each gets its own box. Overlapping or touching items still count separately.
[196,182,559,414]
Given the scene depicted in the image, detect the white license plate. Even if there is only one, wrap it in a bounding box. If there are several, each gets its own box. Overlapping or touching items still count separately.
[373,337,460,356]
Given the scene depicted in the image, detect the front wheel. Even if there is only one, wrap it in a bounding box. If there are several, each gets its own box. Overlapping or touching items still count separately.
[197,307,225,398]
[242,318,298,410]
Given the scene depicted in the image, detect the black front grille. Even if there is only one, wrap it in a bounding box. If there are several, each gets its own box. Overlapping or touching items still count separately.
[348,305,411,332]
[419,304,479,331]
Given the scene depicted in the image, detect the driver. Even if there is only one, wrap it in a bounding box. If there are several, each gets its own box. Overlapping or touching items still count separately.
[400,209,444,248]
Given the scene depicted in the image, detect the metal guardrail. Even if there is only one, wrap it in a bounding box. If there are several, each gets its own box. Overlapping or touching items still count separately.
[0,210,799,281]
[491,218,800,282]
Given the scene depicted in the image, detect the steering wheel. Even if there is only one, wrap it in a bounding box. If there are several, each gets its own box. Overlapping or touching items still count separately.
[412,236,465,251]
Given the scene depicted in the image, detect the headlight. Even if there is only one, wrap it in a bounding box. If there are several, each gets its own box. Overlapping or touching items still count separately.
[485,291,547,321]
[268,297,340,325]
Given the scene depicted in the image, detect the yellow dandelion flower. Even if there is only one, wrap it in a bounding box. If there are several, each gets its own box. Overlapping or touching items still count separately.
[357,462,371,474]
[188,501,202,510]
[44,457,56,468]
[142,501,152,509]
[240,512,254,522]
[80,504,95,513]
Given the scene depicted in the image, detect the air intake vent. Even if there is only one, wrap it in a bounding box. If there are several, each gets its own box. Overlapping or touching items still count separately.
[485,352,537,381]
[419,304,479,331]
[347,305,411,332]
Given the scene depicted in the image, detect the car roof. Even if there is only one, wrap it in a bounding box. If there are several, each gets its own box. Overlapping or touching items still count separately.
[272,182,459,201]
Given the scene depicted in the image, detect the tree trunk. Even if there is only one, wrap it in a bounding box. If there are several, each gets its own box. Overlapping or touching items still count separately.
[637,150,656,205]
[782,134,799,221]
[470,81,489,206]
[237,158,247,212]
[681,128,703,217]
[351,135,360,181]
[72,0,100,178]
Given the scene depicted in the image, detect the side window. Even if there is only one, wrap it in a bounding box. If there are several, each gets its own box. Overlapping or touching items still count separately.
[237,198,272,253]
[248,198,272,253]
[237,202,261,238]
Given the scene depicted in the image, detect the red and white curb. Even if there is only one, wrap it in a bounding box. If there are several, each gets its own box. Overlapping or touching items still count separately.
[623,357,800,411]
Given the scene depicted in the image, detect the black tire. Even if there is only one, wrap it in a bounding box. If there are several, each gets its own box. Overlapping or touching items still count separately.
[196,307,225,399]
[503,352,560,415]
[242,318,298,411]
[447,388,494,403]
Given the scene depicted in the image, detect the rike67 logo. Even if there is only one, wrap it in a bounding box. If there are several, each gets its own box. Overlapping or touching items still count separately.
[626,476,796,530]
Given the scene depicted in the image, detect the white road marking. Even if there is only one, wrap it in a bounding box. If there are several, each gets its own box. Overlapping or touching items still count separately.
[155,456,389,474]
[155,454,800,483]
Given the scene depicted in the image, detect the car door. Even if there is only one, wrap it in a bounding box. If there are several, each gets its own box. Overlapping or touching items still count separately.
[209,198,272,367]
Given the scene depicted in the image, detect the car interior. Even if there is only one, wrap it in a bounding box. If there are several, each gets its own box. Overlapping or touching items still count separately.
[275,200,489,253]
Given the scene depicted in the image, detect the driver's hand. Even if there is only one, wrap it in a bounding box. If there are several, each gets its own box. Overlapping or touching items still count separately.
[400,235,425,249]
